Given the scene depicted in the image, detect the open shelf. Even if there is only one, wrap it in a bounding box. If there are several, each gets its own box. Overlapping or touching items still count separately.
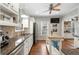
[0,19,17,26]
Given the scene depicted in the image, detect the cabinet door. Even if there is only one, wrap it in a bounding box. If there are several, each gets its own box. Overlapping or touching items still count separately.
[24,39,29,55]
[28,35,33,53]
[12,3,19,13]
[30,35,33,47]
[28,37,31,53]
[24,35,33,55]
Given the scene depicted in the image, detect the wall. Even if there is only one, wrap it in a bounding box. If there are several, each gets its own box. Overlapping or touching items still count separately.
[1,26,24,38]
[59,18,63,35]
[61,7,79,38]
[35,17,62,40]
[2,26,15,38]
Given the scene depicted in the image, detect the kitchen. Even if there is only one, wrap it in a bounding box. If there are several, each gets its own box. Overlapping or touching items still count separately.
[0,3,79,55]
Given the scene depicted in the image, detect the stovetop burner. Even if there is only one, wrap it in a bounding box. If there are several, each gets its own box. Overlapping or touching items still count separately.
[0,32,9,48]
[0,41,9,48]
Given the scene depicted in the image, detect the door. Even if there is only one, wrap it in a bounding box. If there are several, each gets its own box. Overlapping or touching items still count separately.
[41,21,49,40]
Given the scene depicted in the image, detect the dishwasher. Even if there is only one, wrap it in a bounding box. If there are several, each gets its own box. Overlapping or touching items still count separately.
[9,43,24,55]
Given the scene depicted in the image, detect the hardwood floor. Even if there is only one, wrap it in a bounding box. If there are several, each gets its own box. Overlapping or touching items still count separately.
[29,40,49,55]
[29,39,79,55]
[62,39,79,55]
[62,39,74,49]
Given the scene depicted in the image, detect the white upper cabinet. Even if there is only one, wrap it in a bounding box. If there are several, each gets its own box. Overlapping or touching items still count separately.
[0,3,20,26]
[0,3,19,15]
[11,3,19,13]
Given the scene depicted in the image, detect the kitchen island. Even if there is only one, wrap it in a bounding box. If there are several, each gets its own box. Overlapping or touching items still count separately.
[47,34,64,55]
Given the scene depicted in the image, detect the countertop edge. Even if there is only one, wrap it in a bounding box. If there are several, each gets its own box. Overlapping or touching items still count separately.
[6,34,33,55]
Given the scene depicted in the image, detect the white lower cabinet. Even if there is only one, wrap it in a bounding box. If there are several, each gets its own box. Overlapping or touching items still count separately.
[24,39,29,55]
[28,35,33,52]
[24,35,33,55]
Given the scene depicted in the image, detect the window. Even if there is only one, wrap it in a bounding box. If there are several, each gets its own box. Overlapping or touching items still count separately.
[22,18,29,28]
[21,15,29,28]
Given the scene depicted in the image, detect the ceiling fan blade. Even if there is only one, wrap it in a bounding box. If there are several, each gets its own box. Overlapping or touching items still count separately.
[49,10,52,14]
[53,3,61,8]
[49,4,53,10]
[53,9,60,11]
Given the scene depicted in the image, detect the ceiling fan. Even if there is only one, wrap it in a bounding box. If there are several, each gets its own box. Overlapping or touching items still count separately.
[42,3,61,14]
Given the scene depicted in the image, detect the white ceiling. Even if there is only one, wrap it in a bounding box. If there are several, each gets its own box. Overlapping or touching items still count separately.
[20,3,79,17]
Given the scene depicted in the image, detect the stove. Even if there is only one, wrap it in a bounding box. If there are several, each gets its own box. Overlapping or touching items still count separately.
[0,35,9,48]
[0,41,9,48]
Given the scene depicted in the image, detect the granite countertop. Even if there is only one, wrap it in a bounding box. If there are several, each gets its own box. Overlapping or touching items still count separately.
[1,34,32,55]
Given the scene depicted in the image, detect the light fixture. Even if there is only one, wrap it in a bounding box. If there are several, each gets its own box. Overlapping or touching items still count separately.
[21,14,29,18]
